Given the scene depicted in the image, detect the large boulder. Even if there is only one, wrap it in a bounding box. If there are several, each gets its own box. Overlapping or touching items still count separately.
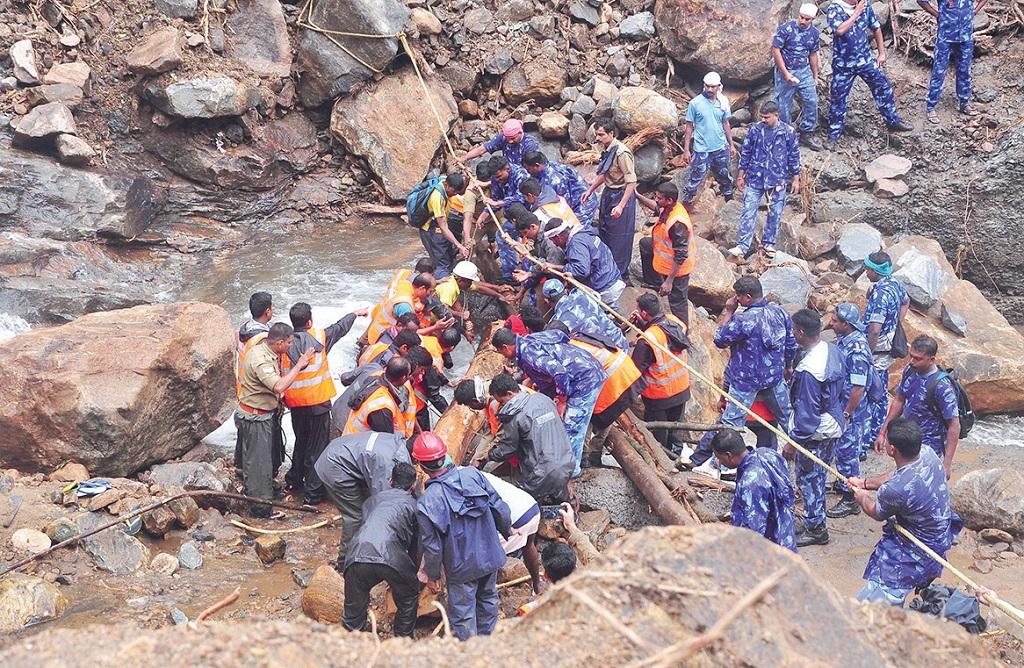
[0,302,235,476]
[760,264,812,307]
[688,238,737,310]
[611,86,678,133]
[655,0,802,84]
[143,77,260,119]
[501,55,567,106]
[952,468,1024,537]
[295,0,408,107]
[836,222,882,273]
[329,67,456,200]
[683,309,729,425]
[890,241,953,309]
[0,574,67,633]
[226,0,291,78]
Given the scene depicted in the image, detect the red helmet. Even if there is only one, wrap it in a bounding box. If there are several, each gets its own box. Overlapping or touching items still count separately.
[412,432,448,463]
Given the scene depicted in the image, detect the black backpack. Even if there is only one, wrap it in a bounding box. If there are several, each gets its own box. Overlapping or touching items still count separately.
[406,177,446,229]
[926,368,975,439]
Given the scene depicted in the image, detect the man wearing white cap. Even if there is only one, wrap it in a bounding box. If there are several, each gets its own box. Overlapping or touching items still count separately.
[680,72,736,211]
[772,3,824,151]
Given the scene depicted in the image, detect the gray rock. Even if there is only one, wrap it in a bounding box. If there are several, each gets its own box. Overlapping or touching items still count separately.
[570,94,597,117]
[0,573,67,633]
[496,0,535,23]
[78,512,150,575]
[44,517,79,543]
[634,143,665,184]
[568,0,601,26]
[13,102,77,144]
[178,541,203,570]
[10,39,40,84]
[619,11,656,40]
[952,468,1024,537]
[529,14,556,38]
[209,26,225,53]
[872,1,890,25]
[145,462,233,493]
[23,83,84,110]
[892,247,951,307]
[569,113,588,146]
[143,77,260,119]
[127,27,183,76]
[561,87,580,102]
[606,50,630,77]
[154,0,197,19]
[0,77,17,92]
[731,108,752,125]
[55,134,95,166]
[170,608,189,625]
[292,568,315,588]
[836,222,882,273]
[463,7,494,34]
[573,468,659,530]
[760,264,811,306]
[940,303,968,337]
[484,49,514,75]
[438,62,478,95]
[863,154,912,182]
[226,0,292,78]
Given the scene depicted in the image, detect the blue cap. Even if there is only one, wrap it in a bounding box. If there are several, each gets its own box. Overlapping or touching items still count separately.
[835,303,865,331]
[542,278,565,297]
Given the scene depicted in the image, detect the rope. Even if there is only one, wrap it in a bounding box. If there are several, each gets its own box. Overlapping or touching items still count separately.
[379,27,1024,627]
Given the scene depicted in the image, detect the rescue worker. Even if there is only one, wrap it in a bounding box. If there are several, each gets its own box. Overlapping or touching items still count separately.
[341,462,421,637]
[825,0,913,149]
[457,161,495,251]
[413,432,512,641]
[784,309,846,548]
[480,470,544,595]
[492,326,606,477]
[434,260,512,341]
[519,178,582,229]
[732,101,801,261]
[507,206,563,304]
[542,217,625,308]
[281,302,366,505]
[850,417,962,606]
[362,258,436,345]
[460,117,540,166]
[236,322,314,517]
[235,291,273,470]
[418,173,469,278]
[711,429,797,551]
[680,72,736,211]
[542,278,629,351]
[919,0,985,123]
[522,150,598,226]
[582,118,637,279]
[314,430,413,569]
[453,375,536,438]
[772,4,824,150]
[356,329,421,369]
[343,357,417,438]
[478,372,575,503]
[636,182,696,326]
[629,294,692,457]
[406,331,459,430]
[488,155,531,280]
[363,272,436,346]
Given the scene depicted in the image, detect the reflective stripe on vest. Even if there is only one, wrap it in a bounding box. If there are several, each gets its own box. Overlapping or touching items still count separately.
[281,328,337,408]
[343,383,416,437]
[569,339,642,414]
[535,197,580,228]
[641,316,691,400]
[357,342,389,367]
[366,292,415,345]
[235,331,268,399]
[651,203,695,278]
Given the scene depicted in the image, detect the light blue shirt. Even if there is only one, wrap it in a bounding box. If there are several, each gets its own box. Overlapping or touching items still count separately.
[685,92,732,154]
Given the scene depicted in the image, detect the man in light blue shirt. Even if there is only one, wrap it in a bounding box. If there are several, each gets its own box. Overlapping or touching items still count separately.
[681,71,735,211]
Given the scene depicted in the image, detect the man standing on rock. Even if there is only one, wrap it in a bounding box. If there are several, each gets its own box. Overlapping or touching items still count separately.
[919,0,985,123]
[460,117,539,167]
[636,182,695,326]
[583,119,638,280]
[522,150,598,227]
[732,101,801,261]
[680,72,735,212]
[236,322,314,518]
[825,0,913,149]
[850,417,961,605]
[418,173,469,279]
[772,3,824,151]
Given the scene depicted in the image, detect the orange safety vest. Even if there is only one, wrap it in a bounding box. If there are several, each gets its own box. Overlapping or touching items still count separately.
[450,193,465,215]
[280,328,337,408]
[366,292,415,345]
[235,331,268,399]
[533,195,580,229]
[343,382,417,437]
[412,336,447,413]
[485,385,536,435]
[651,202,695,278]
[640,315,691,400]
[569,338,642,414]
[357,341,390,367]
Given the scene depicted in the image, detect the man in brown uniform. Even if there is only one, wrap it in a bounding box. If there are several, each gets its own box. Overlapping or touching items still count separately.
[236,322,314,517]
[582,118,638,280]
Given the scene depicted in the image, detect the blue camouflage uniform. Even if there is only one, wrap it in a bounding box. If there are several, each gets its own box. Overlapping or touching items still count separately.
[732,447,798,552]
[689,299,797,466]
[562,225,624,305]
[536,161,598,227]
[552,288,629,351]
[682,92,735,205]
[417,465,512,640]
[826,3,904,140]
[863,276,910,453]
[515,329,607,477]
[737,120,801,252]
[921,0,975,111]
[790,340,847,532]
[834,328,875,493]
[896,366,960,458]
[859,447,962,605]
[491,164,530,279]
[773,19,822,132]
[484,132,540,166]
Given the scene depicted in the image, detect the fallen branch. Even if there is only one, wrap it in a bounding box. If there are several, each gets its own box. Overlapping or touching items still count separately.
[197,586,240,621]
[565,585,654,650]
[641,421,741,432]
[230,514,343,535]
[353,203,406,215]
[606,428,695,526]
[497,574,533,590]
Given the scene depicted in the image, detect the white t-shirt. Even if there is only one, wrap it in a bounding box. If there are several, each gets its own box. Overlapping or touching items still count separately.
[480,471,539,528]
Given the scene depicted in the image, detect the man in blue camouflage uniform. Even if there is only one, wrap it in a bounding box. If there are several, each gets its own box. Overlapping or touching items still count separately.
[681,277,796,473]
[785,309,846,548]
[826,0,912,149]
[863,252,910,457]
[543,279,629,352]
[523,151,598,227]
[731,101,801,260]
[492,327,607,478]
[460,117,540,167]
[827,303,877,519]
[919,0,985,123]
[488,155,530,280]
[877,335,962,479]
[772,3,824,151]
[712,429,797,552]
[681,71,735,211]
[850,417,962,605]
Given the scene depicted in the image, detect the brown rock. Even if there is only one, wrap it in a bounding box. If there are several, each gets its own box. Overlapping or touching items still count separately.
[498,556,529,584]
[972,558,993,574]
[798,225,836,260]
[683,310,729,425]
[12,102,77,144]
[864,154,912,182]
[23,83,84,109]
[254,535,286,564]
[167,496,200,529]
[226,0,291,78]
[687,237,738,311]
[0,574,67,633]
[126,27,183,76]
[87,488,124,512]
[611,86,679,133]
[43,62,91,89]
[142,504,178,537]
[953,468,1024,536]
[409,7,443,35]
[55,134,95,166]
[980,528,1014,544]
[501,56,567,106]
[0,303,235,477]
[538,111,570,139]
[458,99,480,119]
[150,552,179,575]
[48,462,89,483]
[301,565,344,623]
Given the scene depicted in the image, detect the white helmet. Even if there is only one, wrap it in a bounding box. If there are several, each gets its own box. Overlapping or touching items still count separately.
[452,261,481,282]
[703,71,722,87]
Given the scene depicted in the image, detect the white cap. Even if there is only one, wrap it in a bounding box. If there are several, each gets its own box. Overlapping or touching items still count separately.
[452,260,481,282]
[703,71,722,87]
[799,3,818,17]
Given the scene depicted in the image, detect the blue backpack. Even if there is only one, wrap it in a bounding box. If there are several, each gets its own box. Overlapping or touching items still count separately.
[406,177,446,229]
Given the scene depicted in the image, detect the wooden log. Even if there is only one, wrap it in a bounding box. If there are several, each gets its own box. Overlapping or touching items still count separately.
[642,421,742,432]
[605,428,696,527]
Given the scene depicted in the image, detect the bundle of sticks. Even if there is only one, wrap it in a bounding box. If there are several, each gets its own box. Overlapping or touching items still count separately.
[565,126,667,166]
